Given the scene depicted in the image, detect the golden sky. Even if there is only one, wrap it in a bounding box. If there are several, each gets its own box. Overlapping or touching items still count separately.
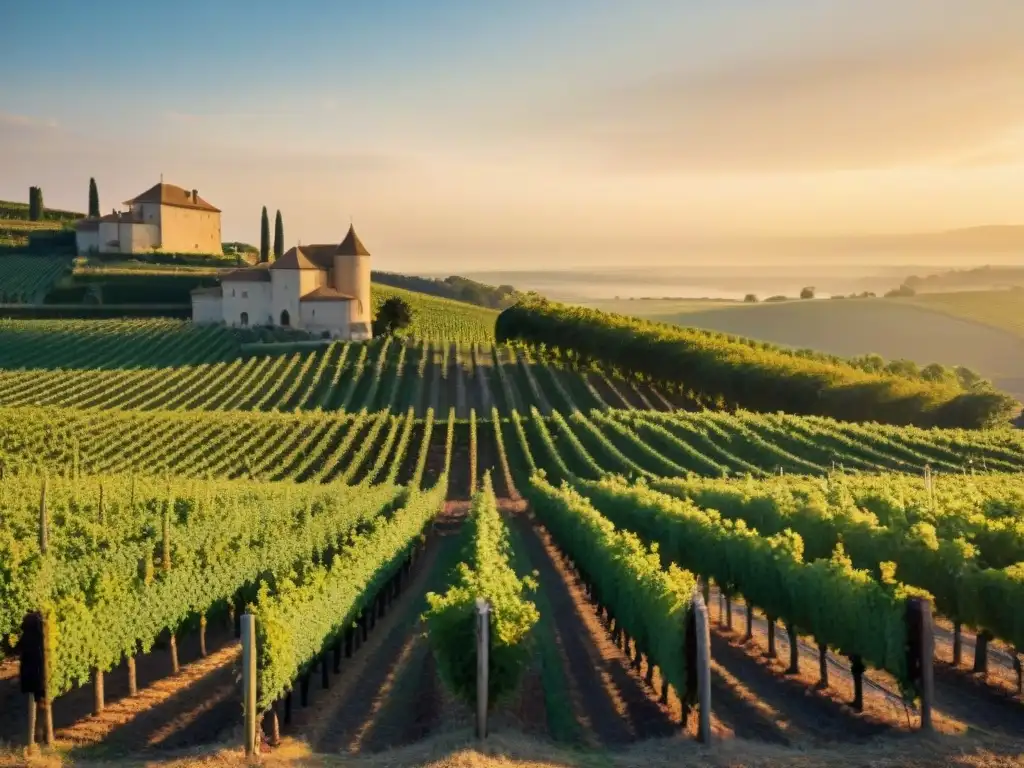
[1,0,1022,269]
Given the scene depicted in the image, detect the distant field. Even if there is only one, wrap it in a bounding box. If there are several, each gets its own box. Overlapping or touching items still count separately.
[584,295,1024,402]
[907,289,1024,338]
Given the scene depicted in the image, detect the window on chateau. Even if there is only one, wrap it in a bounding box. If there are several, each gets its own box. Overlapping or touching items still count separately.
[232,289,236,297]
[240,312,248,326]
[242,291,248,299]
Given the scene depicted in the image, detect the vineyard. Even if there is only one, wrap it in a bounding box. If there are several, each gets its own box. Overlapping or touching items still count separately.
[1,308,1023,767]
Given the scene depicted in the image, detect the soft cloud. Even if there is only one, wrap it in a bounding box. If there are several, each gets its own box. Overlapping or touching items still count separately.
[0,112,58,130]
[512,9,1024,173]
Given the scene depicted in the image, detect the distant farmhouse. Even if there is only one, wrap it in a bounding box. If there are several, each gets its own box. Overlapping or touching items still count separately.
[191,224,372,341]
[75,181,222,255]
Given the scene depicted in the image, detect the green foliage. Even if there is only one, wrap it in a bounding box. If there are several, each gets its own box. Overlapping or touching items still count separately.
[424,474,538,706]
[495,297,1017,428]
[88,178,100,219]
[0,472,404,695]
[371,284,497,343]
[253,480,446,710]
[524,475,698,700]
[652,472,1024,651]
[273,210,284,261]
[259,206,270,264]
[28,187,44,222]
[0,256,71,303]
[574,476,930,699]
[372,271,521,310]
[375,296,414,336]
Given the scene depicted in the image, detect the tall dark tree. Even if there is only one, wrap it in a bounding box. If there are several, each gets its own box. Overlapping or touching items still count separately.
[28,186,42,221]
[259,206,270,263]
[88,178,100,218]
[273,210,284,261]
[374,297,414,336]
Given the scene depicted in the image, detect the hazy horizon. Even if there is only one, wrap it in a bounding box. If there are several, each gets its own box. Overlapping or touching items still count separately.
[3,0,1024,272]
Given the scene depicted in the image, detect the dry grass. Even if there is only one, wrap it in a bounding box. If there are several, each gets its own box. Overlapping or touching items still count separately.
[4,729,1024,768]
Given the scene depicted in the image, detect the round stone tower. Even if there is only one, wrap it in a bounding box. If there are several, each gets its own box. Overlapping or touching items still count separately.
[333,224,372,340]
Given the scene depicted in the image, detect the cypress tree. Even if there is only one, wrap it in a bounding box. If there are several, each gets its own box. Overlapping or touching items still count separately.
[28,186,40,221]
[259,206,270,263]
[88,178,100,218]
[273,210,284,261]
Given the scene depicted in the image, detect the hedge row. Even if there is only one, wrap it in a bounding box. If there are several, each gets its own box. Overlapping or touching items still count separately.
[495,298,1016,428]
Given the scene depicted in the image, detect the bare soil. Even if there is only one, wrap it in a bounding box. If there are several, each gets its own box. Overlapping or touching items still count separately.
[586,374,630,410]
[282,505,466,755]
[509,510,687,747]
[0,624,240,757]
[476,422,508,498]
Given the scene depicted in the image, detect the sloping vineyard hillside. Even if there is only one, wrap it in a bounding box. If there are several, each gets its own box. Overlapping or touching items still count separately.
[497,297,1018,428]
[0,256,72,303]
[2,305,1024,767]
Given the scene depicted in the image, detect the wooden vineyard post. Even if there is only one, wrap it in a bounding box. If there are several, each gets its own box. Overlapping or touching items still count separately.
[94,668,105,715]
[475,598,490,739]
[906,597,934,731]
[26,693,36,752]
[691,592,712,744]
[127,655,137,696]
[241,614,258,757]
[162,506,179,674]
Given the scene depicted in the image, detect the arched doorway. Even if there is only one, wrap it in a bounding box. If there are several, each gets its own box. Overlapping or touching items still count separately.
[240,311,249,326]
[280,310,290,327]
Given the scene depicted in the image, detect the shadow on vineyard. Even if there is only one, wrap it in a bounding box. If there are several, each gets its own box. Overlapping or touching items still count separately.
[2,299,1024,768]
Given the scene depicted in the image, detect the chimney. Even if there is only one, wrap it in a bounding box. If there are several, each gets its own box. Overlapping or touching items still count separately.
[192,189,198,202]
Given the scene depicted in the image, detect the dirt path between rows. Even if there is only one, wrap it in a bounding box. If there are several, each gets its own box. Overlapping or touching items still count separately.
[510,510,690,747]
[283,509,465,754]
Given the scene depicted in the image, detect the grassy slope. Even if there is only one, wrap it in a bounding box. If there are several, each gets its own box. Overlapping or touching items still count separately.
[581,296,1024,402]
[372,283,498,341]
[0,200,82,247]
[906,289,1024,338]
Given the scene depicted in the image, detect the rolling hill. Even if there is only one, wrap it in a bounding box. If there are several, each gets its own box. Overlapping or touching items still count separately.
[584,294,1024,402]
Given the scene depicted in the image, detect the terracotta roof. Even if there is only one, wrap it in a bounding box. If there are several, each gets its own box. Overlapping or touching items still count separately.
[337,224,370,256]
[190,286,223,297]
[76,218,99,231]
[221,263,272,282]
[271,245,330,271]
[300,285,355,302]
[124,182,221,213]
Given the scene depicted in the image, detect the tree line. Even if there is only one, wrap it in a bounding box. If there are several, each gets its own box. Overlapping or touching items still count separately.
[495,297,1017,429]
[259,207,285,263]
[371,271,519,309]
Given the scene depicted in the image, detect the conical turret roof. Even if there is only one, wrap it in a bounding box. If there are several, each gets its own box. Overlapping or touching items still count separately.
[336,224,370,256]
